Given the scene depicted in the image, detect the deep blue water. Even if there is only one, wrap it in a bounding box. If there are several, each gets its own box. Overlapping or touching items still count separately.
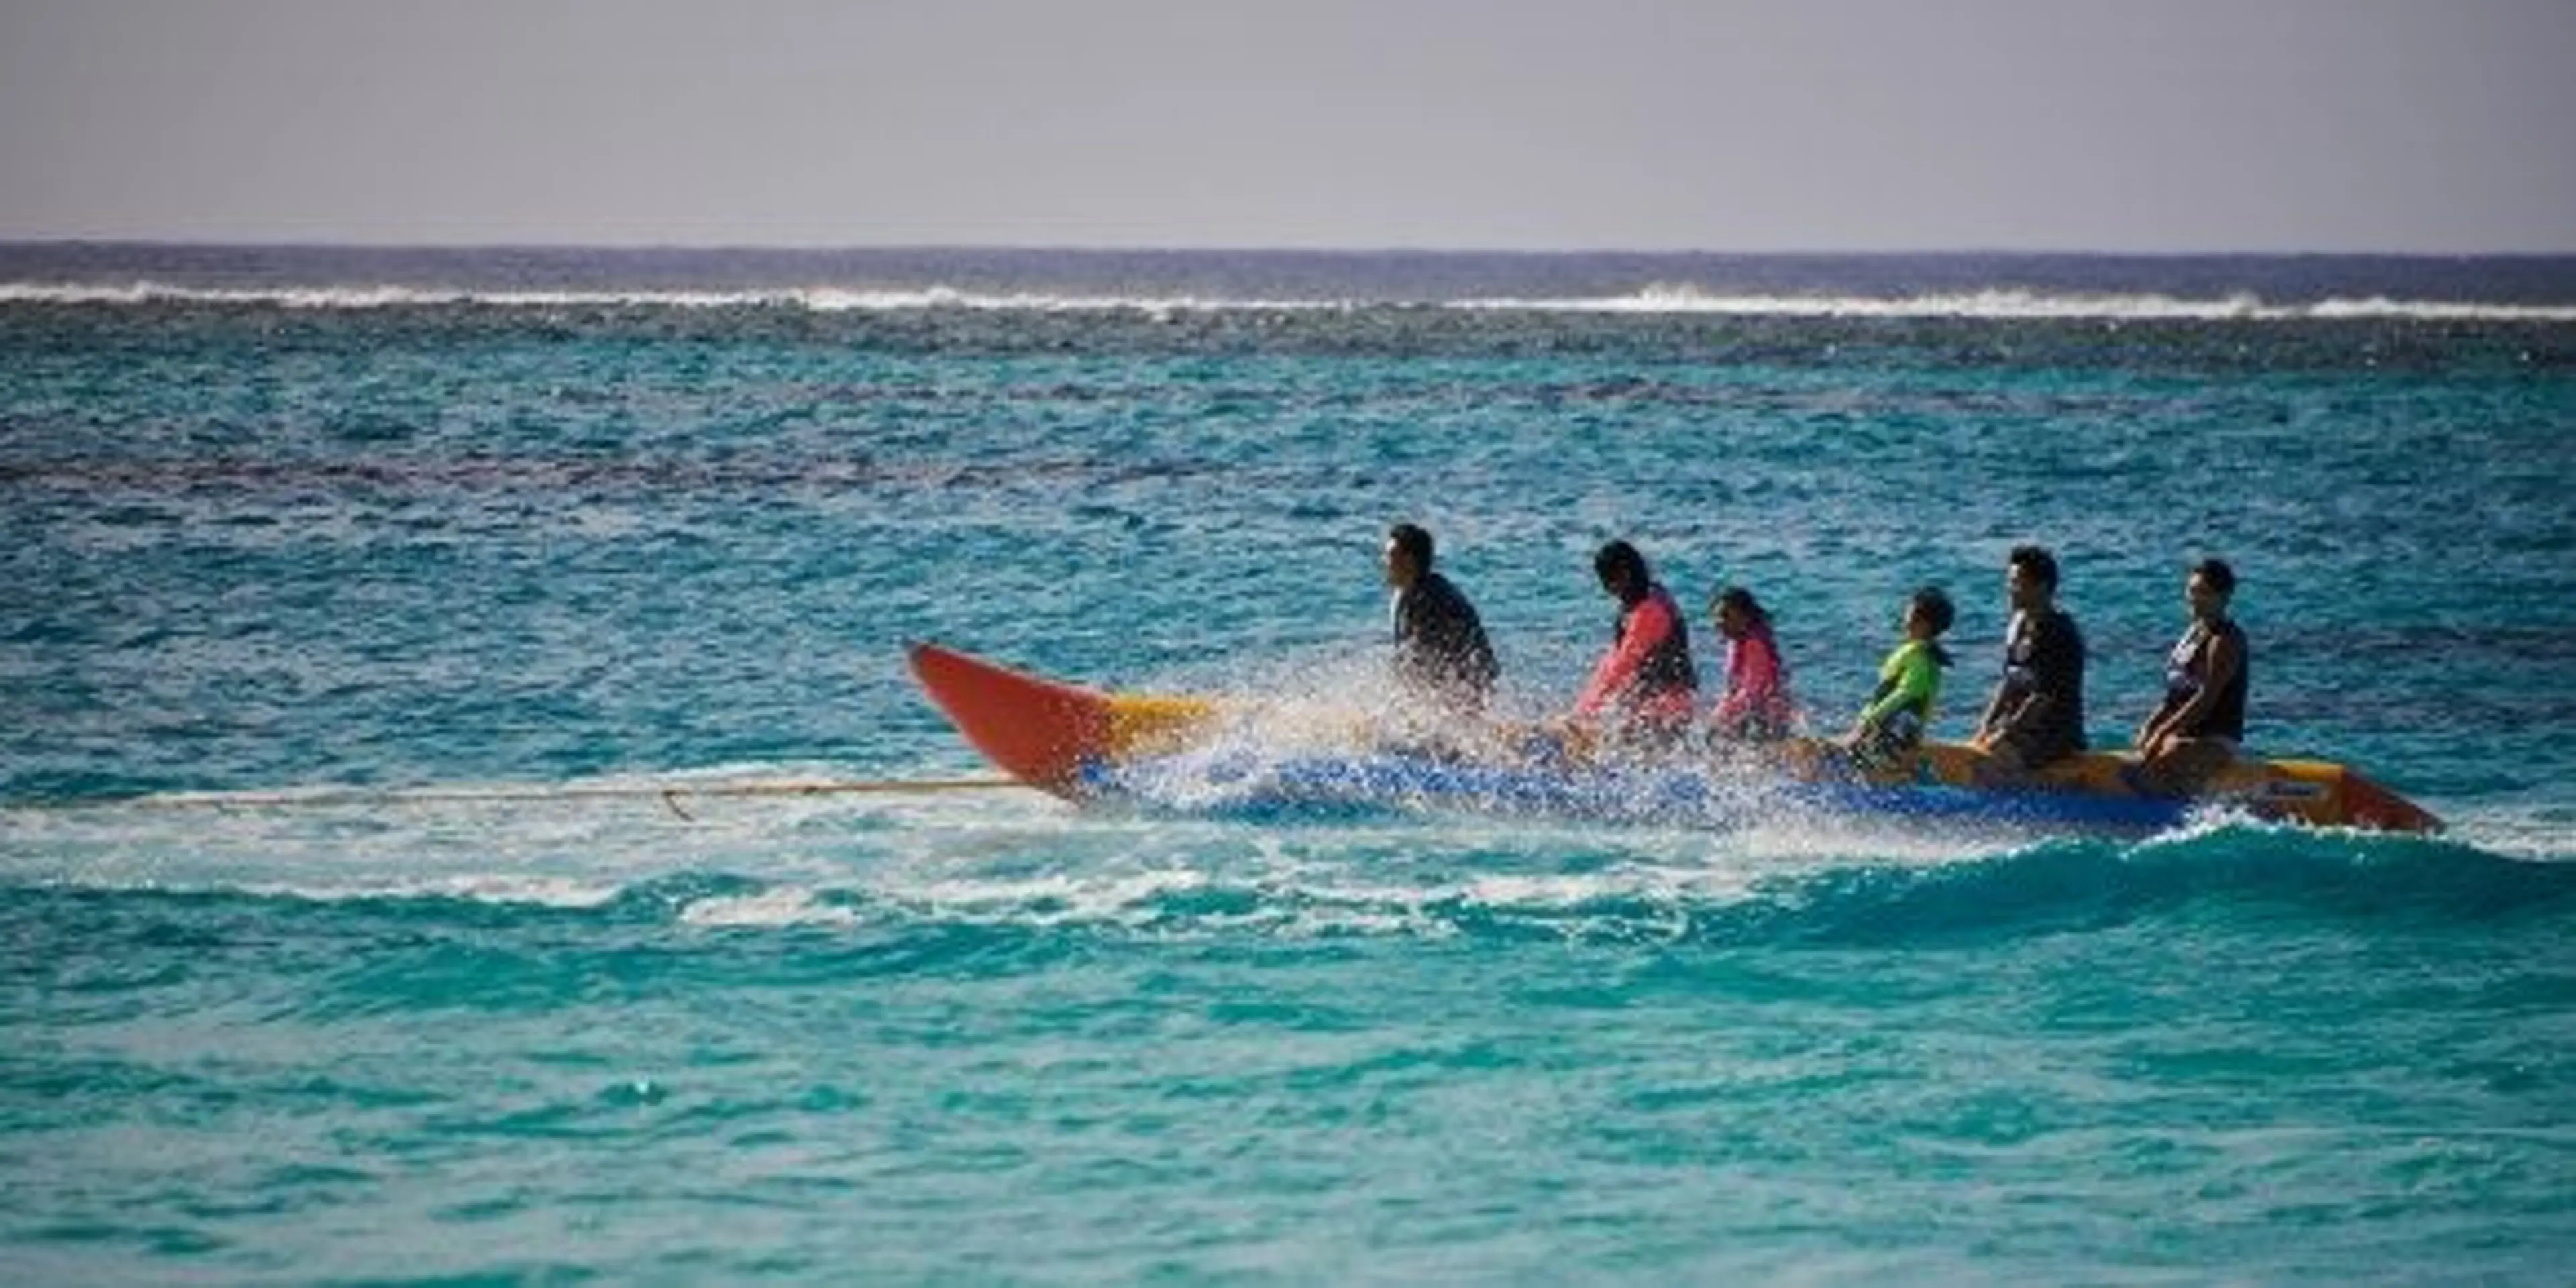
[5,246,2576,1281]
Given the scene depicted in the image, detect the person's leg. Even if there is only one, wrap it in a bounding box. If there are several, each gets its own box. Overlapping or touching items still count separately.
[1971,735,2029,787]
[2139,737,2235,797]
[1851,710,1928,782]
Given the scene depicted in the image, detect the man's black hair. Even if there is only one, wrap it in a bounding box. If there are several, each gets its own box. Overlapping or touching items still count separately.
[1389,523,1435,570]
[2008,544,2059,592]
[1593,539,1649,591]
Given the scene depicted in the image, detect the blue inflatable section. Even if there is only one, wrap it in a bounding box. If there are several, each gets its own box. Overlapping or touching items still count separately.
[1081,749,2195,835]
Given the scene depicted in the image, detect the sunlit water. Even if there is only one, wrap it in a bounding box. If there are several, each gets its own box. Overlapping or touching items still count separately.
[5,247,2575,1281]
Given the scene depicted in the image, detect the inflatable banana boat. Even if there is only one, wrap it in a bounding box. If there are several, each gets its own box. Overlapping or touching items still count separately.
[907,642,2440,835]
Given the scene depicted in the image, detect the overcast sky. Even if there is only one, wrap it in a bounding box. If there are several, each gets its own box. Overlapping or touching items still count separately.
[3,0,2571,252]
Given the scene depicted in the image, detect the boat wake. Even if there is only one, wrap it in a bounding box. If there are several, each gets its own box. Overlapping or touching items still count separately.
[3,768,2567,949]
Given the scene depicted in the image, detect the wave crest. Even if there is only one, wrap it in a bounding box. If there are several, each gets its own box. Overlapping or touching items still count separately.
[11,824,2565,949]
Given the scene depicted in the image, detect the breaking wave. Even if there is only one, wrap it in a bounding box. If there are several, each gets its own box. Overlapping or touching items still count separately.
[5,279,2573,321]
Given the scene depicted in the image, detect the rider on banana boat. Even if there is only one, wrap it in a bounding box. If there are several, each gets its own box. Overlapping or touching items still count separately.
[2132,558,2250,797]
[1708,585,1796,743]
[1383,522,1499,722]
[1970,545,2088,784]
[1841,586,1957,775]
[1569,540,1699,747]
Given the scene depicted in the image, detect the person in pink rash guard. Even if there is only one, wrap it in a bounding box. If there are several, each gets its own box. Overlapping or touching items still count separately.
[1570,540,1699,738]
[1707,586,1796,742]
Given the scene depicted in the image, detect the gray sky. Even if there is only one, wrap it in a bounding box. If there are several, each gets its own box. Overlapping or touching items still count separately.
[3,0,2571,252]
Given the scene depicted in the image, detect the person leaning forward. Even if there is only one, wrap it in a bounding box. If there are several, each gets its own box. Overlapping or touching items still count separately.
[1383,522,1499,718]
[1569,539,1699,740]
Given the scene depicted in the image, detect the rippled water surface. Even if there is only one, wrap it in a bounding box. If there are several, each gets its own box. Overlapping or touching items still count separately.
[5,248,2576,1282]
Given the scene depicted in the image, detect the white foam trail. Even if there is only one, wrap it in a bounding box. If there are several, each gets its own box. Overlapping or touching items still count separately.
[879,866,1218,928]
[2438,806,2576,863]
[241,873,629,908]
[30,759,2540,937]
[678,886,861,927]
[2,280,2569,321]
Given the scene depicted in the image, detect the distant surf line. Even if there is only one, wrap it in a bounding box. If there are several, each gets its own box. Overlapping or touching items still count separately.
[5,280,2575,322]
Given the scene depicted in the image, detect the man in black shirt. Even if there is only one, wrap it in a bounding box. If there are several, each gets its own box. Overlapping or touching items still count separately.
[1974,544,2086,782]
[1384,523,1499,719]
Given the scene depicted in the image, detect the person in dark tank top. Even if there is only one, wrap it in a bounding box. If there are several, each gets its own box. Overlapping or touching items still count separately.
[2133,558,2251,796]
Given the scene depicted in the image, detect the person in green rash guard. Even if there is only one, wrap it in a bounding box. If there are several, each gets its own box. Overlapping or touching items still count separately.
[1843,586,1957,773]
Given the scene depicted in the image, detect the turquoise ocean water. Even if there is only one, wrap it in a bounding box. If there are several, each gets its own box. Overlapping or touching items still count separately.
[5,246,2576,1281]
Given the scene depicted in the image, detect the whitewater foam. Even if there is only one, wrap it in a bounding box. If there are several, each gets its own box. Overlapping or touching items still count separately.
[676,885,863,928]
[5,279,2572,321]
